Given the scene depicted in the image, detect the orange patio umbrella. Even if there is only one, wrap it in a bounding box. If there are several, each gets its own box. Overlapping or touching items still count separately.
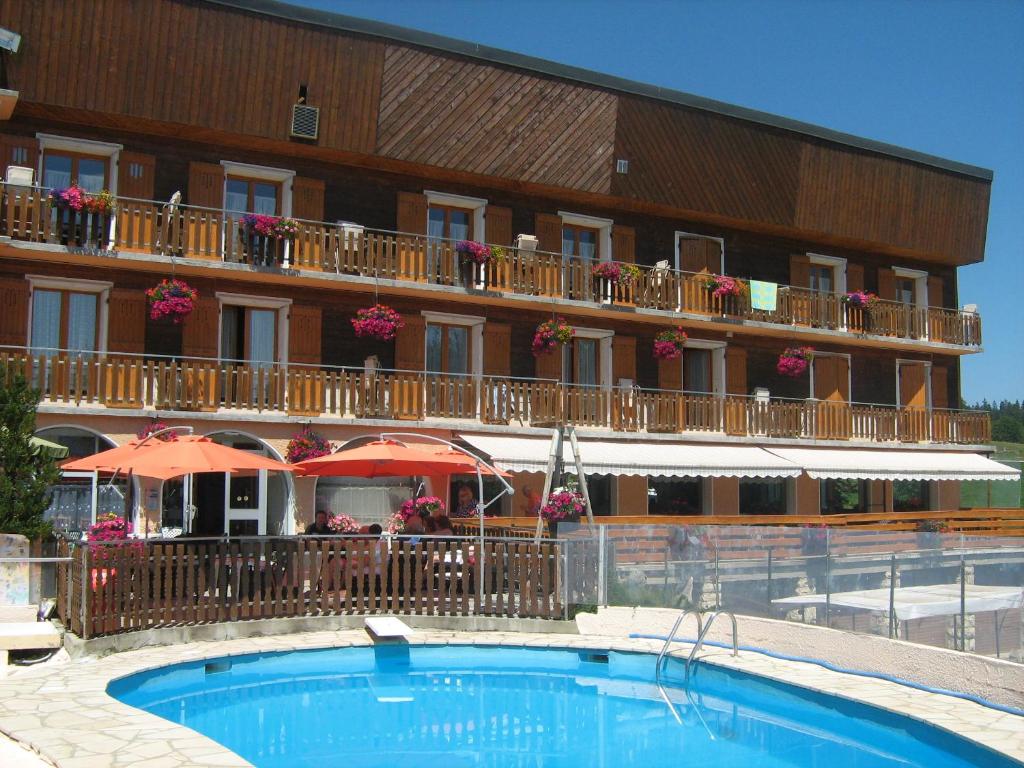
[62,435,293,481]
[293,439,498,478]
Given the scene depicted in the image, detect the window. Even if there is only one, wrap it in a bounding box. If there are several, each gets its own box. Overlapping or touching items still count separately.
[684,348,713,394]
[42,150,109,193]
[895,277,916,306]
[221,305,278,364]
[820,478,866,514]
[316,477,415,528]
[563,337,600,387]
[739,478,787,515]
[648,478,702,515]
[37,427,122,534]
[426,322,471,375]
[427,204,473,242]
[561,224,599,261]
[30,289,99,354]
[225,177,281,215]
[808,264,834,294]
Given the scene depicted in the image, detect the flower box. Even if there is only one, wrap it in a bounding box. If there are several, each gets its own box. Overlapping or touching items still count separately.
[532,318,574,356]
[146,279,198,324]
[351,304,404,342]
[653,327,687,361]
[240,214,298,266]
[703,274,746,299]
[841,290,879,309]
[47,185,116,248]
[777,346,814,378]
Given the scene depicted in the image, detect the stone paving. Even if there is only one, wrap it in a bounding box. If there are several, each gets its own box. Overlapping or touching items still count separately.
[0,628,1020,767]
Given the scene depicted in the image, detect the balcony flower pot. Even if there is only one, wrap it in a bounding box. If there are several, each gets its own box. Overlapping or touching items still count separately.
[241,215,298,267]
[532,317,575,357]
[653,327,688,361]
[48,185,116,249]
[456,240,491,289]
[776,346,814,378]
[146,279,198,324]
[541,489,584,538]
[351,304,404,342]
[703,274,745,299]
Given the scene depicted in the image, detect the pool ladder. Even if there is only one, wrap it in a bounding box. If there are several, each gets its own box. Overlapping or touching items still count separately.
[655,609,739,686]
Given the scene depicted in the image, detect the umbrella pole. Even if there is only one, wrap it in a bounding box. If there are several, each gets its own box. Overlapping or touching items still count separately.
[476,462,485,610]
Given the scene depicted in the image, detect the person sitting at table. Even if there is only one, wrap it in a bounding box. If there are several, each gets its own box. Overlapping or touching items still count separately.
[304,510,331,535]
[522,485,542,516]
[452,484,477,518]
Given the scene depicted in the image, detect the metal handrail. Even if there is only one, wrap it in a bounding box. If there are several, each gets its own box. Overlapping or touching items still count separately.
[654,609,703,686]
[685,610,738,682]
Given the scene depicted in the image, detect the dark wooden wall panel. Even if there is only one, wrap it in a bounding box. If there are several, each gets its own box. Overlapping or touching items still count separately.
[376,45,616,194]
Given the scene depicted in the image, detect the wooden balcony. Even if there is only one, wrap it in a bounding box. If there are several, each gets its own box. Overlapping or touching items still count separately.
[0,185,983,349]
[2,348,991,445]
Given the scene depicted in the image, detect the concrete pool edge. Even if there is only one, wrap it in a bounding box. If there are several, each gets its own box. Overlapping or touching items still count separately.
[0,629,1019,767]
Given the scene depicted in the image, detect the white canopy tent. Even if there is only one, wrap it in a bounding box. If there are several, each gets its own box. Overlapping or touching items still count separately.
[773,583,1022,621]
[763,448,1020,482]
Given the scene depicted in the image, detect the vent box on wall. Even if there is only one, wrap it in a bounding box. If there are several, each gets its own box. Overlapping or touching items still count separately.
[291,104,320,140]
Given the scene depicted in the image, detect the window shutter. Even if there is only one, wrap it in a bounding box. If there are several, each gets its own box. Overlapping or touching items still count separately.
[835,356,850,402]
[0,276,29,347]
[292,177,325,222]
[396,192,427,235]
[930,365,949,409]
[725,347,747,395]
[813,356,837,401]
[117,152,156,201]
[394,313,425,371]
[703,238,722,272]
[899,362,927,408]
[482,322,511,376]
[611,225,635,263]
[484,205,513,246]
[107,288,147,353]
[877,267,896,301]
[678,237,707,274]
[658,357,682,391]
[0,134,39,179]
[288,305,322,365]
[846,263,864,293]
[187,162,224,210]
[612,335,636,385]
[790,254,811,288]
[534,213,562,254]
[534,346,562,380]
[927,275,943,308]
[181,296,220,359]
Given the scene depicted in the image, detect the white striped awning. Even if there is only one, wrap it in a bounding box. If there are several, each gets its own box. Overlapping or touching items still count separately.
[764,448,1020,482]
[458,434,801,478]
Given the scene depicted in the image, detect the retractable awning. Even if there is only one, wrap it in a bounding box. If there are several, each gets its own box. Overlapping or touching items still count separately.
[764,447,1020,482]
[459,434,801,478]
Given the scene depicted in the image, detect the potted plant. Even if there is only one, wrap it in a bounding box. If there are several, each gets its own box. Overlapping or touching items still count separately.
[776,346,814,378]
[653,327,687,361]
[590,262,642,304]
[703,273,746,299]
[285,427,331,463]
[241,214,297,266]
[351,303,404,342]
[48,184,117,248]
[841,290,879,333]
[540,489,585,538]
[146,279,198,324]
[456,240,491,289]
[840,290,878,309]
[387,496,446,534]
[328,513,359,534]
[532,317,574,357]
[87,513,142,601]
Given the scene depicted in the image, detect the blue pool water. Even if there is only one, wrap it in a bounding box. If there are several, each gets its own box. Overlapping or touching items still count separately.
[109,645,1017,768]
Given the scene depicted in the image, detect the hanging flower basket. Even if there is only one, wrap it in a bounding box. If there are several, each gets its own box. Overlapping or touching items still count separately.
[840,290,879,308]
[285,427,331,463]
[351,303,404,342]
[146,279,198,323]
[532,317,574,357]
[777,346,814,377]
[653,327,688,361]
[328,514,359,534]
[703,274,746,298]
[540,490,584,533]
[137,421,178,442]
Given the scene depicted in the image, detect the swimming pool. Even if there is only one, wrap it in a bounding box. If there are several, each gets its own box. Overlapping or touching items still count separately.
[109,644,1016,768]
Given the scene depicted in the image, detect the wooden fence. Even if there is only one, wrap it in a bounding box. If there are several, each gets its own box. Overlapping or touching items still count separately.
[58,536,579,639]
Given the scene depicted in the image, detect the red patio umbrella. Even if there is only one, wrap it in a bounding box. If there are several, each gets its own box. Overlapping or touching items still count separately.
[293,439,501,478]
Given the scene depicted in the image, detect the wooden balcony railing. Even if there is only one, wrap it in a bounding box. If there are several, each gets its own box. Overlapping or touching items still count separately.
[0,185,982,348]
[1,348,991,445]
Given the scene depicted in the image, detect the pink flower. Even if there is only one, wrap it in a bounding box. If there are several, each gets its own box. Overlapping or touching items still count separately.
[456,240,492,265]
[777,347,814,377]
[540,490,585,521]
[352,304,404,341]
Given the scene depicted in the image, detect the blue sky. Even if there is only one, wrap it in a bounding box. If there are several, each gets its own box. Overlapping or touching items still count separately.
[303,0,1023,404]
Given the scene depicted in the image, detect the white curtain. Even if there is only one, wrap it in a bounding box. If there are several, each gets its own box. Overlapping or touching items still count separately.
[248,309,276,365]
[67,293,97,353]
[577,339,598,387]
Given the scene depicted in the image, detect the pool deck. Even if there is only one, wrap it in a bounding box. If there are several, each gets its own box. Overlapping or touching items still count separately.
[0,627,1021,767]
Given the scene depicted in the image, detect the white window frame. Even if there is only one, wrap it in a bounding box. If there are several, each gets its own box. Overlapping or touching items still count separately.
[808,351,852,400]
[26,275,112,354]
[681,338,726,397]
[806,252,847,295]
[895,358,932,409]
[220,161,295,217]
[36,133,122,195]
[421,310,485,379]
[558,211,614,262]
[674,231,725,274]
[425,191,488,242]
[564,325,614,390]
[892,266,929,309]
[215,292,292,365]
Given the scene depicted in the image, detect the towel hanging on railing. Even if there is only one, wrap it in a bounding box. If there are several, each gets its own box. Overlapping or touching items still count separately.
[749,280,778,311]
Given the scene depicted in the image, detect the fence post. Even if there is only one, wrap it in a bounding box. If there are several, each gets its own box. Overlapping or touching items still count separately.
[824,550,831,628]
[766,548,773,615]
[888,555,897,639]
[562,538,570,620]
[959,556,967,652]
[597,525,607,607]
[79,545,90,640]
[714,549,721,611]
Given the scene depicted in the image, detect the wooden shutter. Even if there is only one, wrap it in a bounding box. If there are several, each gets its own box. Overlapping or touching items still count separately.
[288,305,322,365]
[877,267,896,301]
[534,346,562,380]
[835,356,850,402]
[899,362,927,408]
[725,347,747,395]
[702,238,723,272]
[679,236,713,273]
[485,205,513,246]
[187,162,224,209]
[931,365,949,409]
[658,357,682,391]
[612,335,637,385]
[611,225,635,263]
[482,322,511,376]
[107,288,147,354]
[846,263,864,293]
[0,276,29,347]
[117,151,156,201]
[291,177,325,222]
[813,356,835,401]
[927,275,943,308]
[534,213,562,254]
[790,254,811,288]
[394,313,425,371]
[396,192,427,235]
[181,296,220,359]
[0,134,39,179]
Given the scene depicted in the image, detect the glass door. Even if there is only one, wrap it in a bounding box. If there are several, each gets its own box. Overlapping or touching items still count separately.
[425,322,472,415]
[223,439,268,536]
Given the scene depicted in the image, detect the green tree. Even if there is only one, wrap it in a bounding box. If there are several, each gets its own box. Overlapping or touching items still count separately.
[0,367,60,538]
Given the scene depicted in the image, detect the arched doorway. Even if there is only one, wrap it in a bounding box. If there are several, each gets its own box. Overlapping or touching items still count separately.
[190,431,292,537]
[36,425,121,535]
